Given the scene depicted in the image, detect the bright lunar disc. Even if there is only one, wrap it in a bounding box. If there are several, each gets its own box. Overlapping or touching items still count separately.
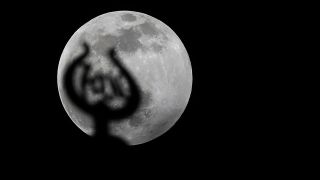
[57,11,192,145]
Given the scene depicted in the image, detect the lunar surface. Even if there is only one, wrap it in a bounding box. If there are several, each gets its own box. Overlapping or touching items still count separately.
[57,11,192,145]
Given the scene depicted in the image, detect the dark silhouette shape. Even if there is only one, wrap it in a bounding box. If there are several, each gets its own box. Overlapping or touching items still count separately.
[62,42,142,146]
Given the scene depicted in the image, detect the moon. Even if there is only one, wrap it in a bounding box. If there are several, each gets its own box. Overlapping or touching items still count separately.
[57,11,192,145]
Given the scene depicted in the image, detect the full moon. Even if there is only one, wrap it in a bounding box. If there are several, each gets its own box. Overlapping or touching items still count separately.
[57,11,192,145]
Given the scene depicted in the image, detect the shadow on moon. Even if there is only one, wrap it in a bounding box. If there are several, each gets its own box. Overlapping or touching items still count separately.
[62,41,142,146]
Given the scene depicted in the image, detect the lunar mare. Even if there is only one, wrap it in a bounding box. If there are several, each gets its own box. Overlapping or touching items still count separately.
[57,11,192,145]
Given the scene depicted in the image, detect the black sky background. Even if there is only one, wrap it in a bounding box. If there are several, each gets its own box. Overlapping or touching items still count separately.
[1,1,294,172]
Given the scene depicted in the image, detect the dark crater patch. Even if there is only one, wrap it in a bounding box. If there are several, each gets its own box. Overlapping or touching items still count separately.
[92,27,143,55]
[121,13,137,22]
[139,21,159,36]
[118,27,143,53]
[150,43,164,52]
[92,34,118,55]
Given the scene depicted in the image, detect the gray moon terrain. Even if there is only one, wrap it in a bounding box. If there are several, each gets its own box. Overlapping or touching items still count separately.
[57,11,192,145]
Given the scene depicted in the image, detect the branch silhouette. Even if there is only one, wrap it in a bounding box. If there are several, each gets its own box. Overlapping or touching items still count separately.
[62,42,142,145]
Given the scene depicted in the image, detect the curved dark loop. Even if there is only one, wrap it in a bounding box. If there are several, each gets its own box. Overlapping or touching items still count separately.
[62,41,142,145]
[63,42,93,112]
[101,48,141,117]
